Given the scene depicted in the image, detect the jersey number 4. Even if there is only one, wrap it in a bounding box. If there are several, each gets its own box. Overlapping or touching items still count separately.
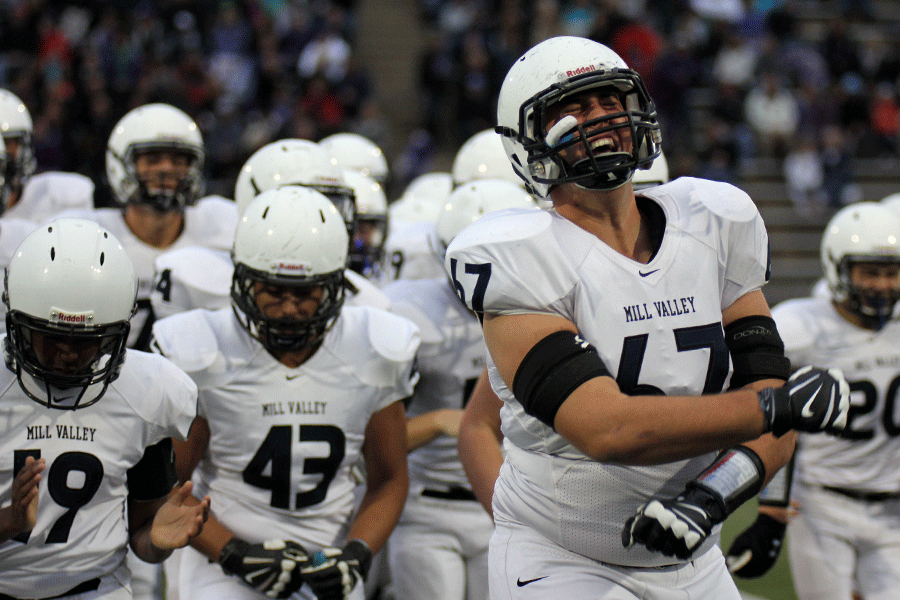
[243,425,346,510]
[12,449,104,544]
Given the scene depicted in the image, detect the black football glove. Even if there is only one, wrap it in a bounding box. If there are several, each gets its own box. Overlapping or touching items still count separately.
[622,482,726,560]
[758,366,850,437]
[300,539,373,600]
[725,513,787,578]
[219,537,308,599]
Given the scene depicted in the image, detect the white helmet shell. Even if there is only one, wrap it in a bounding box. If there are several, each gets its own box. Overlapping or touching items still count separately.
[7,218,136,324]
[0,89,36,193]
[496,36,661,197]
[341,170,387,217]
[319,133,389,185]
[435,179,537,248]
[822,202,900,302]
[879,192,900,217]
[234,139,355,230]
[234,186,349,277]
[391,172,453,225]
[452,128,524,187]
[105,103,205,209]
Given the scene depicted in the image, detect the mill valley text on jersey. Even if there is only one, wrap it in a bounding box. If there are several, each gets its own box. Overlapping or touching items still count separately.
[624,296,697,323]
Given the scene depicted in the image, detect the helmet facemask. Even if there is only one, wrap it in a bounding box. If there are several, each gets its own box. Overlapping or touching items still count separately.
[349,214,388,279]
[4,311,130,409]
[516,72,661,192]
[831,256,900,330]
[115,143,204,212]
[2,132,36,210]
[231,263,346,354]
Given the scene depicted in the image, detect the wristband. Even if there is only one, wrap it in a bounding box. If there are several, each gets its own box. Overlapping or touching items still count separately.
[692,447,765,514]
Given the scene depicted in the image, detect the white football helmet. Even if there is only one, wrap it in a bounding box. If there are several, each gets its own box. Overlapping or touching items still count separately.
[4,218,137,409]
[452,128,525,188]
[821,202,900,328]
[496,36,661,197]
[234,138,356,235]
[106,103,205,211]
[435,179,537,250]
[0,89,36,203]
[231,186,349,353]
[632,150,669,190]
[319,132,389,185]
[391,172,453,225]
[879,192,900,217]
[342,169,388,279]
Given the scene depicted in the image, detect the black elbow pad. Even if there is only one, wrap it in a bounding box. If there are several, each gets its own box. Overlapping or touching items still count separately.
[724,316,791,389]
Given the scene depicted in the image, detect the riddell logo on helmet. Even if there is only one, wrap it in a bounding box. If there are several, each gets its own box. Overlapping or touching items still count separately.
[566,64,597,77]
[50,309,94,324]
[274,262,312,273]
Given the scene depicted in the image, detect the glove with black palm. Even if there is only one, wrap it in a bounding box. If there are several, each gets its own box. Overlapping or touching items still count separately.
[725,513,787,578]
[300,539,373,600]
[758,365,850,436]
[219,537,308,599]
[622,482,726,560]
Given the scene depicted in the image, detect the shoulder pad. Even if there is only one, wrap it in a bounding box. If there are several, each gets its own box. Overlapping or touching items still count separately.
[151,310,222,374]
[152,247,233,318]
[771,298,821,355]
[330,307,420,389]
[382,279,445,344]
[646,177,759,223]
[345,269,392,311]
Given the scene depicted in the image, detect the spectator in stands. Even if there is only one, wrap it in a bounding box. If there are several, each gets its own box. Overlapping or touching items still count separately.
[744,69,800,158]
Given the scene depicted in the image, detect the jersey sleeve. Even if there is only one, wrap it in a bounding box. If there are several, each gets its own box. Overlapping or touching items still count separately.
[444,208,581,317]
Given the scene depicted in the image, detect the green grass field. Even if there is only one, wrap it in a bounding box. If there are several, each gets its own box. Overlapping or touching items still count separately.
[720,501,798,600]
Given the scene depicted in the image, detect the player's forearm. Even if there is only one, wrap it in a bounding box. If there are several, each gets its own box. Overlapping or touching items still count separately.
[130,522,175,563]
[346,471,408,554]
[555,384,769,465]
[406,411,447,451]
[458,420,503,517]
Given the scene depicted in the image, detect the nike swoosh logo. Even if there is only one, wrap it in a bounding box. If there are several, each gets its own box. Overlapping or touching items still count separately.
[800,383,824,417]
[286,374,302,380]
[516,577,548,587]
[639,269,659,277]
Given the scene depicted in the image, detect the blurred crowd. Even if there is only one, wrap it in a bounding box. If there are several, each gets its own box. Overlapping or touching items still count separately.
[2,0,899,216]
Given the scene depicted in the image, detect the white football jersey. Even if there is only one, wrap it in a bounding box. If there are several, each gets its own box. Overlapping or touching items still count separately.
[5,171,94,223]
[446,177,770,567]
[383,220,446,282]
[0,351,197,598]
[150,246,391,319]
[151,306,419,548]
[773,297,900,492]
[383,278,485,492]
[57,196,238,348]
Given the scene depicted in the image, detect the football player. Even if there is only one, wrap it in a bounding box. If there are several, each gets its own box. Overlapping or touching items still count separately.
[0,89,95,223]
[151,186,418,600]
[0,218,209,599]
[729,202,900,598]
[446,36,850,600]
[149,139,391,321]
[57,103,237,354]
[384,179,536,600]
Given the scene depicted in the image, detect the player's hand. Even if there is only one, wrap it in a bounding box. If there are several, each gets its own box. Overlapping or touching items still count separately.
[725,513,787,578]
[219,537,308,599]
[622,483,725,560]
[149,481,210,550]
[8,456,44,534]
[300,540,373,600]
[757,366,850,436]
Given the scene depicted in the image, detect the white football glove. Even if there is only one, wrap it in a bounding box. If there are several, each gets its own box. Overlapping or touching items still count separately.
[219,537,307,599]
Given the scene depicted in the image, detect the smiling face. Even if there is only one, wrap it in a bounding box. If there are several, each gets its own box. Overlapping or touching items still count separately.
[544,88,634,167]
